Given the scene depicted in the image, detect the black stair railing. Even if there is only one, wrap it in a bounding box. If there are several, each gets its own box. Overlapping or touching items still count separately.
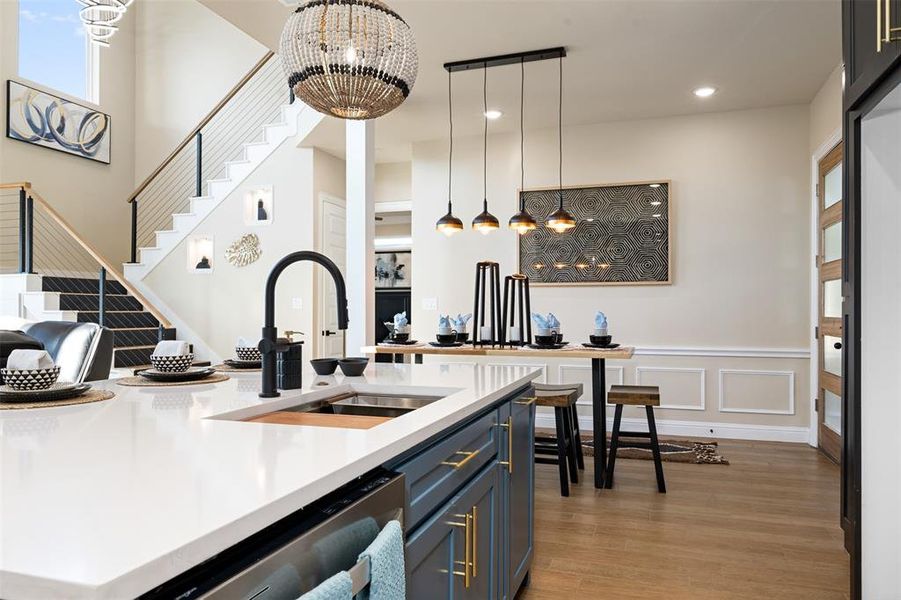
[125,51,283,263]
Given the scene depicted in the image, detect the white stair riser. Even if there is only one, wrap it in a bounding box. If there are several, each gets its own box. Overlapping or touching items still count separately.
[20,292,77,322]
[125,102,313,279]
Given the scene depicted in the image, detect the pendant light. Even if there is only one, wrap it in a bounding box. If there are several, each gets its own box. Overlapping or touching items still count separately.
[546,55,576,233]
[436,71,464,236]
[280,0,418,120]
[472,67,500,235]
[509,59,538,235]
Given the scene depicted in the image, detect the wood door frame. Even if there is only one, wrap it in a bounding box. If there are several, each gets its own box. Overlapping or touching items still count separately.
[816,140,844,463]
[315,192,347,359]
[809,127,843,449]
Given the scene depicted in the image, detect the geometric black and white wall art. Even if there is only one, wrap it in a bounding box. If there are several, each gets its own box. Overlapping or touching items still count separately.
[519,182,671,285]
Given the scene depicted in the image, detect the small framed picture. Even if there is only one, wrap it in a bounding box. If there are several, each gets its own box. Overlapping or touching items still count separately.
[244,185,273,226]
[375,251,411,289]
[187,235,214,274]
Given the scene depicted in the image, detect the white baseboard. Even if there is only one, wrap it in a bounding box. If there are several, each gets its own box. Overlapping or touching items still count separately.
[535,413,809,444]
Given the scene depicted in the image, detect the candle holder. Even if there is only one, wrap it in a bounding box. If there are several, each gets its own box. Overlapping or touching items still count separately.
[472,261,501,347]
[501,273,532,347]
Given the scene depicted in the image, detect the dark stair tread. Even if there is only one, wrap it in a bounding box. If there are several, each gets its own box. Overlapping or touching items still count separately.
[111,328,159,348]
[78,311,159,328]
[42,276,127,295]
[59,293,144,312]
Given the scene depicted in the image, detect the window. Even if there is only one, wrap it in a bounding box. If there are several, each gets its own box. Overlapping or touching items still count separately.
[18,0,98,103]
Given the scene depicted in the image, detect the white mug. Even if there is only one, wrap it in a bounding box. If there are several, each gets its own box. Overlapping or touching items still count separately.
[594,327,608,336]
[394,325,410,335]
[438,326,456,335]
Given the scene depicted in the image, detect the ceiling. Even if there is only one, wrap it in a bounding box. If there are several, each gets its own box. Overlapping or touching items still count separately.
[200,0,842,162]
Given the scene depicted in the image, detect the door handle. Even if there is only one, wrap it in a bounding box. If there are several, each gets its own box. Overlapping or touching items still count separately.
[834,341,843,350]
[880,0,901,51]
[322,330,337,336]
[447,512,472,588]
[498,416,513,474]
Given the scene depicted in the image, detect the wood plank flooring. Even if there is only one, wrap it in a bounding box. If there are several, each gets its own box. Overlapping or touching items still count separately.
[519,439,849,600]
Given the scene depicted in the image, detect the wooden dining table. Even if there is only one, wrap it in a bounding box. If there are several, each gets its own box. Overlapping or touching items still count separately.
[361,342,635,489]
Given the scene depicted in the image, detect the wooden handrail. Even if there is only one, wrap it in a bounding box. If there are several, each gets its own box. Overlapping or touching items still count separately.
[26,188,172,329]
[126,50,276,204]
[0,182,32,190]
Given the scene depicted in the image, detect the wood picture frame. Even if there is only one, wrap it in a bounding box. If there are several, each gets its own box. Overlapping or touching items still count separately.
[517,180,673,286]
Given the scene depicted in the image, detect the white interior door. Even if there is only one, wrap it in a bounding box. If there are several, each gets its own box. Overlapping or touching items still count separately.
[318,195,347,358]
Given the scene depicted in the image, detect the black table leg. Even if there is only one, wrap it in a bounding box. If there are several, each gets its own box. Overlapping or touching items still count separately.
[592,358,607,489]
[414,354,423,364]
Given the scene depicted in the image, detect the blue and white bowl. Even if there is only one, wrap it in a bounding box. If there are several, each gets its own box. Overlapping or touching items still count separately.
[149,354,194,373]
[1,366,61,391]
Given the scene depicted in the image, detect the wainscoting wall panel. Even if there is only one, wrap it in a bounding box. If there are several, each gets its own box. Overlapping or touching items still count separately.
[718,369,796,415]
[635,366,707,411]
[558,364,624,405]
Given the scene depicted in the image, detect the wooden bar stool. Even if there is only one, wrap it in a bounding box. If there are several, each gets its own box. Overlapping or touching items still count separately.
[533,383,583,497]
[605,385,666,493]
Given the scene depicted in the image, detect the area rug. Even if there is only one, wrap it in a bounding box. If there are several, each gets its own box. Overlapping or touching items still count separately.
[536,431,729,465]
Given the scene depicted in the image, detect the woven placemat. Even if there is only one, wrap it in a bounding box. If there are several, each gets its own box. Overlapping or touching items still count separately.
[213,364,261,373]
[0,388,115,410]
[116,373,230,387]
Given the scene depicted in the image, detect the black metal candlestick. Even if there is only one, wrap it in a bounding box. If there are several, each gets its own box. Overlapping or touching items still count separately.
[501,273,532,347]
[472,261,501,346]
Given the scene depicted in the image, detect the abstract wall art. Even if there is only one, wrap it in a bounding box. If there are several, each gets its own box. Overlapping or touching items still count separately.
[518,182,672,285]
[225,234,262,268]
[375,251,411,289]
[6,80,111,164]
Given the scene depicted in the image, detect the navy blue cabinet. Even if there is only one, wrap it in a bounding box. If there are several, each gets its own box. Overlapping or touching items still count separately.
[398,387,535,599]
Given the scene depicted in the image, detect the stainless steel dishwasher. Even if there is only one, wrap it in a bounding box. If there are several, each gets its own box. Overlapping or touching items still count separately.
[142,470,404,599]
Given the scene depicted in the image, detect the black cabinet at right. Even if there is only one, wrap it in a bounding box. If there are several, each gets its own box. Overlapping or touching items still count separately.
[844,0,901,104]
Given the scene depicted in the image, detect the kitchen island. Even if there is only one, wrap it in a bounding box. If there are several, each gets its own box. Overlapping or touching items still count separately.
[0,363,539,599]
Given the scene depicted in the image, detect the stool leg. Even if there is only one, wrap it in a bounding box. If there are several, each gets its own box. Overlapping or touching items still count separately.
[570,404,585,470]
[646,405,666,493]
[605,404,623,489]
[562,407,579,484]
[554,407,570,497]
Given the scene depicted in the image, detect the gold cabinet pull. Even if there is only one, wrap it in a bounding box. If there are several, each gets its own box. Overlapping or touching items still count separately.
[471,505,478,578]
[441,449,480,469]
[448,512,472,588]
[879,0,884,51]
[515,396,536,406]
[497,416,513,474]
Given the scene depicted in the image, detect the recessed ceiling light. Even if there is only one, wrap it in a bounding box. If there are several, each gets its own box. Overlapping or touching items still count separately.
[649,183,661,188]
[650,200,662,206]
[484,109,503,120]
[652,213,662,218]
[693,86,717,98]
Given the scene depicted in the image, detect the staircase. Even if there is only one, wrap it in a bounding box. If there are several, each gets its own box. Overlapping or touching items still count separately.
[36,276,166,368]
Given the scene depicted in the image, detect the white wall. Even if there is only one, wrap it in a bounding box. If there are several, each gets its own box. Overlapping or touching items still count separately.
[411,105,813,437]
[861,99,901,599]
[133,0,267,183]
[375,162,411,203]
[144,139,317,360]
[0,1,136,266]
[809,64,843,154]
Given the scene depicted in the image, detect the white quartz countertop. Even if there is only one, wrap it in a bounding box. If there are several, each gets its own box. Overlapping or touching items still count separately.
[0,363,539,599]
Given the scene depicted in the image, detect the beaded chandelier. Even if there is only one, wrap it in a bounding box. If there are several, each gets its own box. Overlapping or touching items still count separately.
[280,0,418,120]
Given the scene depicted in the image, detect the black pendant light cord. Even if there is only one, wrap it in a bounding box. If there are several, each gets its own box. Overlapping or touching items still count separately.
[483,65,488,207]
[447,69,453,212]
[520,58,525,211]
[558,54,564,210]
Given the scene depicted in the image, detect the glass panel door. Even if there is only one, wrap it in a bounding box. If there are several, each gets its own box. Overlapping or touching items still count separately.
[817,142,843,463]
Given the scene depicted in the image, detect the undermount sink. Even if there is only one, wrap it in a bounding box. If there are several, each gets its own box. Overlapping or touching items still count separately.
[241,391,447,430]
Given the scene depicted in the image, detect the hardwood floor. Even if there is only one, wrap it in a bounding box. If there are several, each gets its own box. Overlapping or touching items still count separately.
[519,439,849,600]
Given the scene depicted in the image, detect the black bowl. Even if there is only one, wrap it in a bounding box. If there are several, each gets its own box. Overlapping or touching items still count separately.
[589,334,612,346]
[310,358,338,376]
[534,334,556,346]
[436,333,457,344]
[554,332,564,344]
[338,357,369,377]
[455,332,470,343]
[392,333,410,343]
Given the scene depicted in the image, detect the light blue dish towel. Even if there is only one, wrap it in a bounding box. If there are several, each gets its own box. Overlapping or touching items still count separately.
[357,520,405,600]
[299,571,353,600]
